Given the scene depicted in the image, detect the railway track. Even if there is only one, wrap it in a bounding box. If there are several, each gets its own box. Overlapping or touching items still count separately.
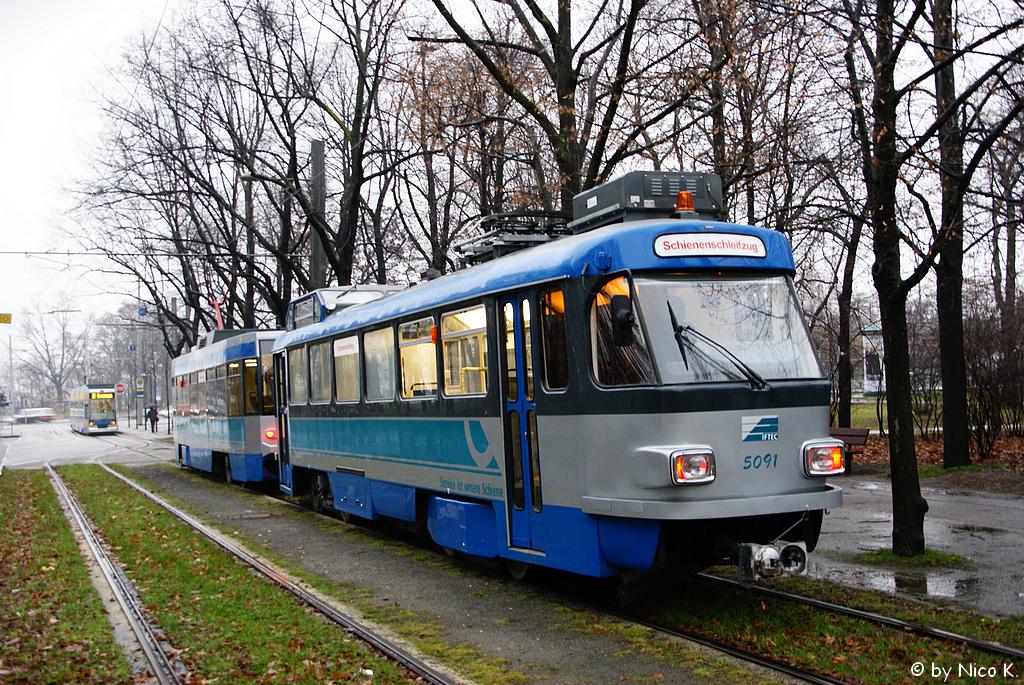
[696,572,1024,661]
[93,461,462,685]
[46,465,184,685]
[85,441,1023,683]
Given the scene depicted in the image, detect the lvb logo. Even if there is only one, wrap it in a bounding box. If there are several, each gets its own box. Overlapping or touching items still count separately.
[742,416,780,442]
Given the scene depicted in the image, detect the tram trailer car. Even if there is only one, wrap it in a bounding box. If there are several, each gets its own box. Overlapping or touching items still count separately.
[70,384,119,434]
[274,171,844,580]
[171,330,280,484]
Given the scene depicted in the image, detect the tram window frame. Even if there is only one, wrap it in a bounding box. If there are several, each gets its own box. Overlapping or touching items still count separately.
[522,298,534,401]
[241,358,262,415]
[539,287,569,392]
[259,353,275,415]
[308,340,333,405]
[288,346,308,405]
[441,304,489,397]
[364,326,396,402]
[189,372,198,416]
[333,335,361,403]
[208,366,225,416]
[175,377,185,417]
[399,316,438,400]
[227,361,243,416]
[589,274,658,388]
[196,370,208,416]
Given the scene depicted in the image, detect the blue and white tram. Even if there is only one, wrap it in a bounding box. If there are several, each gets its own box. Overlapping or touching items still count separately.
[70,384,119,434]
[272,172,845,579]
[171,330,280,484]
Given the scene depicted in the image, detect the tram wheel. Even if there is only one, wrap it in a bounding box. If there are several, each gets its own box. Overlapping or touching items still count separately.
[505,559,532,581]
[311,474,332,514]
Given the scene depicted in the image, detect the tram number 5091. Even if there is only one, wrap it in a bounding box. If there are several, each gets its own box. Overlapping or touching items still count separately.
[743,453,779,470]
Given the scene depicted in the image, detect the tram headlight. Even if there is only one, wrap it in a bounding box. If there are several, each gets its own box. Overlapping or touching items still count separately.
[671,448,716,485]
[88,420,94,427]
[803,440,845,476]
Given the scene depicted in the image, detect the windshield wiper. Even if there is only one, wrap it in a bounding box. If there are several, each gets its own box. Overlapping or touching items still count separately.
[667,302,689,370]
[666,301,771,390]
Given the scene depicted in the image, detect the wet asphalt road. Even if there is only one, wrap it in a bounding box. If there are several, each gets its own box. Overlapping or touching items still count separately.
[811,477,1024,617]
[0,419,173,469]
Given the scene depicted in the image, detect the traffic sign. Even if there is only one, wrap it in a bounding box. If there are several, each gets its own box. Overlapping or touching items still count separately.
[0,313,11,324]
[136,390,145,398]
[136,378,144,391]
[138,306,148,317]
[114,382,126,395]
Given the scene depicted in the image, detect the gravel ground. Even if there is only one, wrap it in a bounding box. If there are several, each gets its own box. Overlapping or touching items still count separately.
[126,463,781,685]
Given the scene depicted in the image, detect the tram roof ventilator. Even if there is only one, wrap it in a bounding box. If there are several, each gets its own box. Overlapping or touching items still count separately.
[569,170,724,233]
[455,171,724,267]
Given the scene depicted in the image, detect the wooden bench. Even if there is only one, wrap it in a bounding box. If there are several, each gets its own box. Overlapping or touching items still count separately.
[828,427,870,474]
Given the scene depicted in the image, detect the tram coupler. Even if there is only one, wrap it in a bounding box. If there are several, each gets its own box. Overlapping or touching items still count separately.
[737,541,807,580]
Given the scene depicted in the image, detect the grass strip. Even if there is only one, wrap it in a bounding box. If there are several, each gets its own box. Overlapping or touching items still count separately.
[120,464,532,684]
[761,573,1024,648]
[60,464,419,684]
[0,469,132,683]
[856,548,969,567]
[645,572,1021,682]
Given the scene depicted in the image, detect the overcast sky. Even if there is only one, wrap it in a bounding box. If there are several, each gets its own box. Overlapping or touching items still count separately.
[0,0,177,348]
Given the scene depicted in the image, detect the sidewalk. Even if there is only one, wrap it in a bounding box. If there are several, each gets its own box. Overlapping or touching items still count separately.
[810,474,1024,617]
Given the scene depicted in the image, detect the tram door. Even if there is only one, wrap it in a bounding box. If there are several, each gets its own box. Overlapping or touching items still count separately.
[500,294,542,550]
[273,351,293,492]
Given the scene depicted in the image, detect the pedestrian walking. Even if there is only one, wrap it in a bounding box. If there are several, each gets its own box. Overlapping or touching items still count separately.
[146,405,159,433]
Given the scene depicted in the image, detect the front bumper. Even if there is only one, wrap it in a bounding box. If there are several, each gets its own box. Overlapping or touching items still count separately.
[581,484,842,519]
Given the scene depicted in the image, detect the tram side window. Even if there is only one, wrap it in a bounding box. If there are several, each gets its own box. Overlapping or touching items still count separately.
[243,358,261,414]
[175,378,185,416]
[364,327,396,402]
[288,347,308,405]
[591,276,657,386]
[399,317,437,399]
[227,362,243,416]
[540,288,569,390]
[208,366,225,416]
[260,352,275,415]
[189,372,198,415]
[309,342,332,403]
[333,336,360,402]
[196,370,208,416]
[442,305,488,396]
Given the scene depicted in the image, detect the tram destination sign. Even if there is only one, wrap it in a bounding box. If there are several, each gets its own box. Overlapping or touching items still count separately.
[654,232,766,259]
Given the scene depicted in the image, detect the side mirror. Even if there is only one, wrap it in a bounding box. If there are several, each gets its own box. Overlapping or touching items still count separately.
[610,295,636,347]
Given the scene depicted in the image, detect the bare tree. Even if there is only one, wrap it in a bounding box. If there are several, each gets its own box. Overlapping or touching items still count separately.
[17,307,84,407]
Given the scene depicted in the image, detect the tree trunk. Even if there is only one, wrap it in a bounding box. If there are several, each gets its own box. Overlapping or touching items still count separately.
[934,0,970,468]
[870,0,928,555]
[836,217,864,427]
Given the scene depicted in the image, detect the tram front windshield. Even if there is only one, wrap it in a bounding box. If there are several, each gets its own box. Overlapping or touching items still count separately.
[634,274,823,384]
[90,394,115,418]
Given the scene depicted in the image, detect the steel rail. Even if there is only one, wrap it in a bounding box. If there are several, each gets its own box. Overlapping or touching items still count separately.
[698,572,1024,660]
[95,462,461,685]
[46,466,182,685]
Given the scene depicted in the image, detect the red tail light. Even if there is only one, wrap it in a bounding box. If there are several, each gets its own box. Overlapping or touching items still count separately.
[264,428,277,441]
